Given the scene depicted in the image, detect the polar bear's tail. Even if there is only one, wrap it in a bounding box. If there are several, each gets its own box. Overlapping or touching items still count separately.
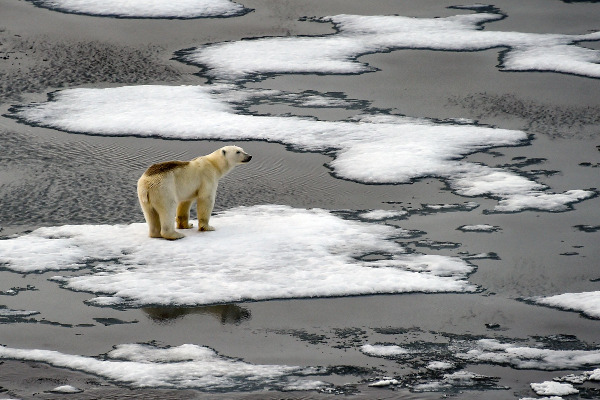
[137,183,150,204]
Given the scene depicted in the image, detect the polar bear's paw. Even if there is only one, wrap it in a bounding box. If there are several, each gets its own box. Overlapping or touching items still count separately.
[176,219,194,229]
[161,231,185,240]
[199,225,215,232]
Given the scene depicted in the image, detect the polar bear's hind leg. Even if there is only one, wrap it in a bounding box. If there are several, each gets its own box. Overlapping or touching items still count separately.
[176,200,194,229]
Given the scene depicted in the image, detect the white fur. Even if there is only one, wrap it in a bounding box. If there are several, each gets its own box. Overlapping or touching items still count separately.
[137,145,251,240]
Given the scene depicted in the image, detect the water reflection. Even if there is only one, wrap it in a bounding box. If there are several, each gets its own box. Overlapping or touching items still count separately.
[142,304,251,324]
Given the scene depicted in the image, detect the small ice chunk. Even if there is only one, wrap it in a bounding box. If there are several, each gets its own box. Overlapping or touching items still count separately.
[530,381,578,396]
[426,361,455,370]
[457,224,500,232]
[369,377,399,387]
[361,344,410,357]
[50,385,82,393]
[359,210,408,220]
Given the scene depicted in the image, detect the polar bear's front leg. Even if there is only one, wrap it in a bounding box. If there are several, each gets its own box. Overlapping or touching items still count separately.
[197,194,215,231]
[176,200,194,229]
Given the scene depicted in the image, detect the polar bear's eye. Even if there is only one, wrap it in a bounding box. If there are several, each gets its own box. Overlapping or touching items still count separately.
[236,151,241,154]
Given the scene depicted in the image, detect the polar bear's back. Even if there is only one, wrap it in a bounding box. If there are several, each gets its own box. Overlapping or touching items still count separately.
[143,161,189,177]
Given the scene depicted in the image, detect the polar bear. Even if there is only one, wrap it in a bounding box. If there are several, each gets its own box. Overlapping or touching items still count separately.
[137,145,252,240]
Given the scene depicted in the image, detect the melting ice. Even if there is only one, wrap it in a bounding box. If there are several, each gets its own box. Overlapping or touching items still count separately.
[0,343,324,391]
[0,205,476,307]
[180,11,600,80]
[9,85,594,212]
[26,0,249,18]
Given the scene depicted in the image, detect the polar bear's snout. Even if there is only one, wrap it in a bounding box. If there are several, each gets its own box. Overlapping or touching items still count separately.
[243,154,252,163]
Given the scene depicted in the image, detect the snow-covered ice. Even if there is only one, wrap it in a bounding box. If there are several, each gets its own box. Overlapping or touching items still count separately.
[457,339,600,370]
[0,205,476,307]
[0,343,323,391]
[529,291,600,319]
[10,85,594,212]
[27,0,249,18]
[530,381,578,396]
[360,344,410,357]
[180,11,600,80]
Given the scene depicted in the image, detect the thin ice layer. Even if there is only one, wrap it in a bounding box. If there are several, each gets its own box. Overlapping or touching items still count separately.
[529,291,600,319]
[181,12,600,80]
[27,0,249,18]
[0,205,476,307]
[10,85,594,212]
[0,343,323,391]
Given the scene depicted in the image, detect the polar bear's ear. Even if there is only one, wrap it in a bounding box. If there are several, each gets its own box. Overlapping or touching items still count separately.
[222,149,227,156]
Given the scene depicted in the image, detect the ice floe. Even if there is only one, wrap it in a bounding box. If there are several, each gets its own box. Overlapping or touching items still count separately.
[0,343,324,391]
[530,381,578,396]
[180,11,600,81]
[457,339,600,370]
[528,291,600,319]
[0,205,476,307]
[27,0,250,18]
[9,85,594,212]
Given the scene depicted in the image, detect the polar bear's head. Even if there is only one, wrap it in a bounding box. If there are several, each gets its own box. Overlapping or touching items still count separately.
[221,145,252,165]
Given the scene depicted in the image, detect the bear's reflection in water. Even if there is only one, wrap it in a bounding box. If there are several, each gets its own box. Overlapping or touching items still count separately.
[142,304,251,324]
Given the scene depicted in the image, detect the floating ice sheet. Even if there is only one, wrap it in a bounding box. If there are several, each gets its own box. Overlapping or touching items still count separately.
[0,205,476,307]
[9,85,594,212]
[180,11,600,80]
[528,291,600,319]
[0,343,324,391]
[27,0,250,18]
